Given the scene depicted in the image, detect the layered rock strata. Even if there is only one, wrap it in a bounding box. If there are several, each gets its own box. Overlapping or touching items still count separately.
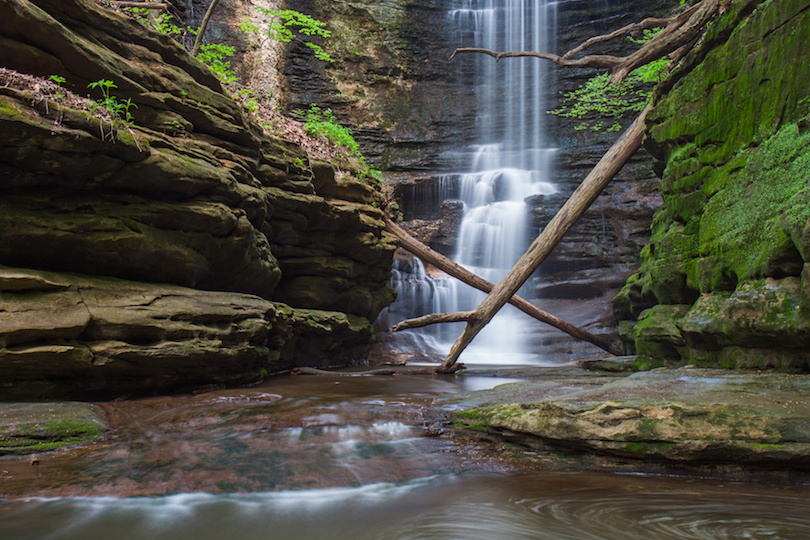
[614,0,810,370]
[0,0,396,398]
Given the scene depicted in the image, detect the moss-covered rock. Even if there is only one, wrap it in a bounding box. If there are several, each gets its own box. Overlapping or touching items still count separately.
[0,402,107,455]
[448,367,810,467]
[615,0,810,369]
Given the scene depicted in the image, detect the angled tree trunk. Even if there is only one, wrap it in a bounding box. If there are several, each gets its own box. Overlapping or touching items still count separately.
[191,0,221,57]
[435,103,651,373]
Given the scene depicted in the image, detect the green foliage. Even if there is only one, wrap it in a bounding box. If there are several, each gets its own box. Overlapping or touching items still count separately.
[243,8,333,62]
[548,29,668,132]
[197,42,237,85]
[124,7,183,40]
[303,105,382,183]
[87,79,136,127]
[305,106,360,155]
[48,74,66,98]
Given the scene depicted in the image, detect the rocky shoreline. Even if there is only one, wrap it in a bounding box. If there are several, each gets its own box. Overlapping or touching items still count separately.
[5,361,810,483]
[437,363,810,479]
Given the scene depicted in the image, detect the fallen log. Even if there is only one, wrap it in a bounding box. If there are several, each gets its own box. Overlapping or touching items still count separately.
[384,217,622,356]
[434,103,652,373]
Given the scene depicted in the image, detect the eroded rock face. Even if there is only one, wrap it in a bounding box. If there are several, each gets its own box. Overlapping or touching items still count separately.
[613,0,810,370]
[0,266,373,400]
[0,0,396,397]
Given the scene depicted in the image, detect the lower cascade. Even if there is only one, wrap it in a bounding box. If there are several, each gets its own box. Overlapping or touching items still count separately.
[386,0,558,363]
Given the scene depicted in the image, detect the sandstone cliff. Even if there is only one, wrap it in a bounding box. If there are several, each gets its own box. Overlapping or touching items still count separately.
[0,0,396,399]
[614,0,810,370]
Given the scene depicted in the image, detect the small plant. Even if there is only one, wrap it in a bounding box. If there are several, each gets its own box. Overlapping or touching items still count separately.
[304,106,360,156]
[548,28,668,132]
[48,74,66,99]
[86,79,139,144]
[87,79,137,125]
[302,105,383,184]
[196,42,237,85]
[124,7,184,41]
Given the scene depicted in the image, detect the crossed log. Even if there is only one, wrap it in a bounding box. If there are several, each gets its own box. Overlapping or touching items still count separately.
[384,217,622,357]
[391,104,651,373]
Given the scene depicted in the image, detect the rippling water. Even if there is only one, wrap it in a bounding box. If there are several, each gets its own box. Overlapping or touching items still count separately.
[2,473,810,539]
[1,374,809,539]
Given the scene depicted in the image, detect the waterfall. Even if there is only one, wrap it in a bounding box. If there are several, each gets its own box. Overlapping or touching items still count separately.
[387,0,558,364]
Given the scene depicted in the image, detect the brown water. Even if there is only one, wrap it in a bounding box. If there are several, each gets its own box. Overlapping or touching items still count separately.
[1,373,810,539]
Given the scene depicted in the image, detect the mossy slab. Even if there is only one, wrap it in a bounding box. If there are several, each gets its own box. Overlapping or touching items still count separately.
[0,402,107,456]
[448,367,810,467]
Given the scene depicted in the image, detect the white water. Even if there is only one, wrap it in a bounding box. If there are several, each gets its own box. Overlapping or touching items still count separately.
[389,0,558,364]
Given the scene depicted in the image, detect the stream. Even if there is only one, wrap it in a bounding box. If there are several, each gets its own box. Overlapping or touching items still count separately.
[2,372,810,539]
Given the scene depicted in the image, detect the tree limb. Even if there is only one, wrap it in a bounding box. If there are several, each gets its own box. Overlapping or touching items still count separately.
[191,0,221,57]
[436,103,652,373]
[562,16,677,60]
[450,48,622,71]
[392,311,474,331]
[449,0,720,84]
[113,2,169,9]
[384,217,622,356]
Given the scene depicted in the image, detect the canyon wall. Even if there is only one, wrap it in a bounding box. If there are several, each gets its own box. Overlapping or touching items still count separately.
[0,0,395,399]
[281,0,676,359]
[613,0,810,370]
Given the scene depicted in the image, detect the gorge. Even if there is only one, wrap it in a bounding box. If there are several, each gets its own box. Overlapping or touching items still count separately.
[1,0,810,536]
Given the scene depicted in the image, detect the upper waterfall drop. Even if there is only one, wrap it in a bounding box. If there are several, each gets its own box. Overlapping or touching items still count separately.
[386,0,559,364]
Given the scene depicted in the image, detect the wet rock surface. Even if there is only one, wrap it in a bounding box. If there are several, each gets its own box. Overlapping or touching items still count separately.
[0,266,374,400]
[0,402,107,456]
[442,365,810,470]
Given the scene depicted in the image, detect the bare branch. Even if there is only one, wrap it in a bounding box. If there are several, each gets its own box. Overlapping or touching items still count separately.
[450,47,621,71]
[191,0,222,57]
[607,0,719,83]
[392,311,474,332]
[113,2,169,9]
[450,0,720,85]
[563,16,675,60]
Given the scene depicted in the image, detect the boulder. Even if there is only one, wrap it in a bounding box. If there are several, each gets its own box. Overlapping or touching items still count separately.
[445,366,810,467]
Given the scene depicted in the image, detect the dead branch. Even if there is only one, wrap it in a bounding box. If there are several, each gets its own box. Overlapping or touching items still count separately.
[392,311,474,331]
[191,0,222,57]
[562,16,678,60]
[433,103,651,373]
[450,0,720,84]
[385,217,622,356]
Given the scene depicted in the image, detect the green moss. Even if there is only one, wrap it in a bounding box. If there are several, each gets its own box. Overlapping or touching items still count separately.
[0,418,106,455]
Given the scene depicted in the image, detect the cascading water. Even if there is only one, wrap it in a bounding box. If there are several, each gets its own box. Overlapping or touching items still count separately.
[387,0,558,364]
